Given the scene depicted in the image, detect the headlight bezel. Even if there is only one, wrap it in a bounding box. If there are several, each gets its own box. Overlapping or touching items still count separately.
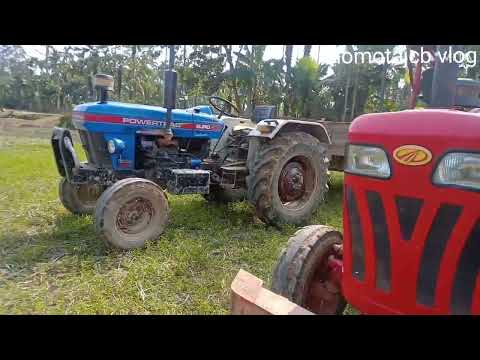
[344,143,393,180]
[106,138,125,155]
[432,149,480,193]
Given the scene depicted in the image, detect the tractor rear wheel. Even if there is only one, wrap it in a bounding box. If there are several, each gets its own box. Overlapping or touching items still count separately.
[59,178,104,215]
[203,184,246,203]
[272,225,346,315]
[94,178,169,250]
[247,131,329,225]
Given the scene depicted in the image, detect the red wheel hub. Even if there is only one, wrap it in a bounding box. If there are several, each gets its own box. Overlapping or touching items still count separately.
[279,161,306,202]
[304,245,344,314]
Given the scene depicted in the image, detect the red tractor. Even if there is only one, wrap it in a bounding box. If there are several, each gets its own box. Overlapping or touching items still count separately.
[231,45,480,315]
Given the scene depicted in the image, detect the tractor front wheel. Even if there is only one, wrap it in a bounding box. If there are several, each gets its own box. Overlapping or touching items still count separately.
[272,225,346,315]
[59,178,105,215]
[94,178,169,250]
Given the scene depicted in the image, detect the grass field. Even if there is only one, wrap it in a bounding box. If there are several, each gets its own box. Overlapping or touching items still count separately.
[0,133,353,314]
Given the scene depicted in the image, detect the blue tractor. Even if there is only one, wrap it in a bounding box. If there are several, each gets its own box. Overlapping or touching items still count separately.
[51,47,332,249]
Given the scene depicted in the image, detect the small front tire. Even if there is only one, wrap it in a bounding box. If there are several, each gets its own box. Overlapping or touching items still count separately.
[272,225,346,315]
[59,178,104,215]
[94,178,169,250]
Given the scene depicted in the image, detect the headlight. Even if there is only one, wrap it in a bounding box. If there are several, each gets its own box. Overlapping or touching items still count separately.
[107,140,116,154]
[433,152,480,191]
[107,139,125,154]
[345,144,391,179]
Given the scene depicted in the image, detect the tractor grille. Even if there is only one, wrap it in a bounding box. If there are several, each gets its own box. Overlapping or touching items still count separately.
[345,185,480,315]
[78,130,111,168]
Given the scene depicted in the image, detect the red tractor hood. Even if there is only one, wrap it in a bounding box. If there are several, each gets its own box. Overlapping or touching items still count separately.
[343,108,480,315]
[349,109,480,148]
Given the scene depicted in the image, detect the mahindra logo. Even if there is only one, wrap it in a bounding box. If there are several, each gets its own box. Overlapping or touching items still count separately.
[393,145,432,166]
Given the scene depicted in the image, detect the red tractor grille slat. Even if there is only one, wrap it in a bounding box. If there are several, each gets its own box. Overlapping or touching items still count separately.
[416,204,462,307]
[395,196,424,241]
[345,186,366,282]
[366,191,392,292]
[451,220,480,314]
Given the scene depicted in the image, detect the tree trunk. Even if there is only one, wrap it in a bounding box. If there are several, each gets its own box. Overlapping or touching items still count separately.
[117,65,123,99]
[250,46,257,118]
[131,45,137,99]
[350,65,359,121]
[45,46,50,74]
[223,45,242,114]
[379,59,387,111]
[342,65,351,122]
[303,45,312,58]
[283,45,293,116]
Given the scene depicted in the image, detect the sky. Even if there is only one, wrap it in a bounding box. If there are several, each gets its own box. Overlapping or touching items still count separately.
[22,45,343,65]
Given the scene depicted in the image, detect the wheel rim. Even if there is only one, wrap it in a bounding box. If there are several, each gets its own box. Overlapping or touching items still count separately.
[278,156,316,210]
[303,244,344,314]
[76,184,103,207]
[115,197,155,235]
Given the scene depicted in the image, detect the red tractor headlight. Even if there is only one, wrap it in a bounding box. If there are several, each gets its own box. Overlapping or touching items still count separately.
[345,144,391,179]
[433,152,480,191]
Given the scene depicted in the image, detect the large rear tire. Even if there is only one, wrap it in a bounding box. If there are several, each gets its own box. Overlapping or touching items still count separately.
[272,225,346,315]
[246,131,329,225]
[94,178,169,250]
[59,178,104,215]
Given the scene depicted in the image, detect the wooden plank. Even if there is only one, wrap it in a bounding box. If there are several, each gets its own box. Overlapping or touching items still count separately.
[231,269,314,315]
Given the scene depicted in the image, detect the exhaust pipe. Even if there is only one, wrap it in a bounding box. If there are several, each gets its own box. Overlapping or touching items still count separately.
[163,45,177,137]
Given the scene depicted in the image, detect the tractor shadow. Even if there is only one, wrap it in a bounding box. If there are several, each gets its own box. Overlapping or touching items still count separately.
[0,212,110,278]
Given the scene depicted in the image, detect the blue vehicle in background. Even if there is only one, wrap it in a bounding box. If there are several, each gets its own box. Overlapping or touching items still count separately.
[51,47,332,250]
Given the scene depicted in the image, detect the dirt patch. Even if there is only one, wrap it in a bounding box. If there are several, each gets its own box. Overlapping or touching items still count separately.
[0,112,63,130]
[0,109,64,138]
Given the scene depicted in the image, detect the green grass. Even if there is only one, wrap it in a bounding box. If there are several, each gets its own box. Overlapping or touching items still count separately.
[0,134,354,314]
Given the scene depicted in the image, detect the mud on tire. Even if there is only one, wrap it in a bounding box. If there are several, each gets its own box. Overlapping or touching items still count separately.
[94,178,169,250]
[246,131,329,225]
[59,178,104,215]
[272,225,346,315]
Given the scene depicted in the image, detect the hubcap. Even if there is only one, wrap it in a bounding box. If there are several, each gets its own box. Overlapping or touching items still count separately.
[116,197,155,235]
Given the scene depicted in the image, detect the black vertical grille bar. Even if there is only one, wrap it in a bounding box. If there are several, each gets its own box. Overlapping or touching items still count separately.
[450,220,480,315]
[417,204,463,307]
[366,191,391,292]
[395,196,424,241]
[345,186,366,281]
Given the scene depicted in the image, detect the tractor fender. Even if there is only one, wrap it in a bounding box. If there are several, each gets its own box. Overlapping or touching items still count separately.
[248,119,331,144]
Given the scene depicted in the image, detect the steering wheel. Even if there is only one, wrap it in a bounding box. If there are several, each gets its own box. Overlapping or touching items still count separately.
[209,96,241,118]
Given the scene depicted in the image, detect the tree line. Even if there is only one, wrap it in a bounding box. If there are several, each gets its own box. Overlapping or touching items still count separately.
[1,45,479,121]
